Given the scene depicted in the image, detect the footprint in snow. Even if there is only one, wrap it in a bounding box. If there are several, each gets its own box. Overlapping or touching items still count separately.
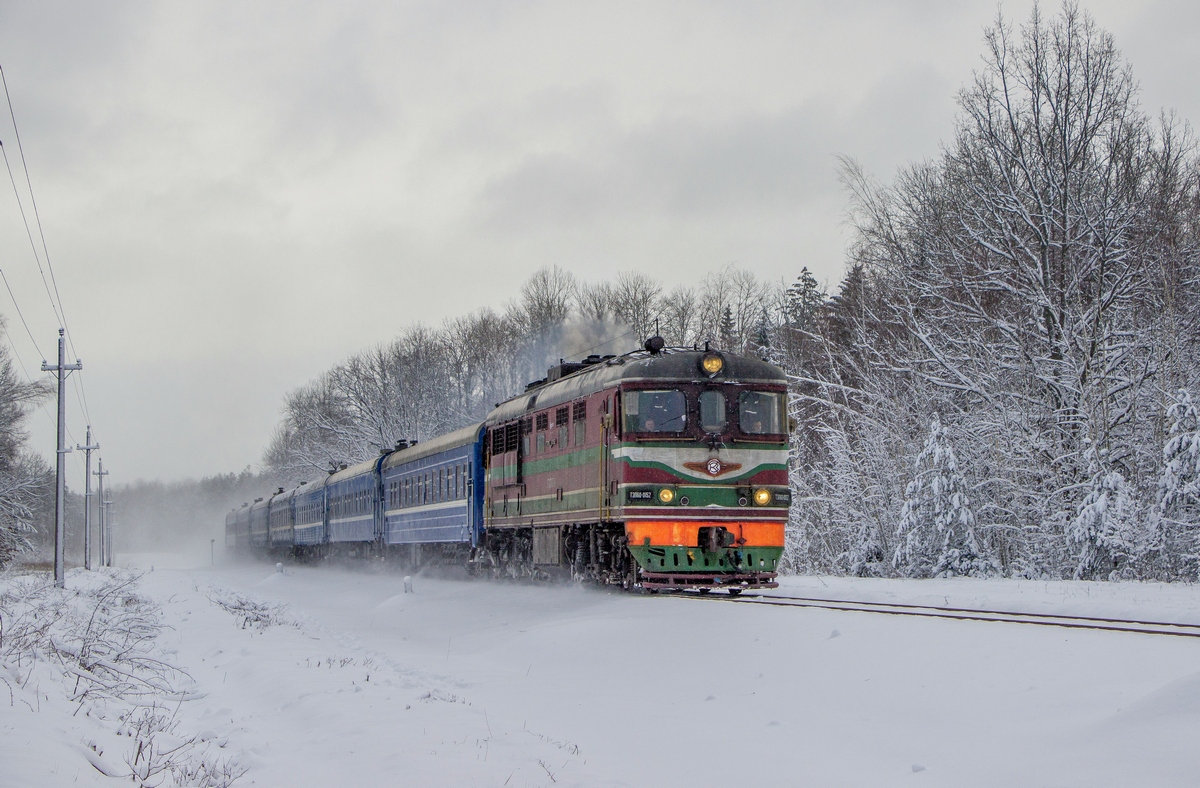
[912,764,926,773]
[829,629,841,639]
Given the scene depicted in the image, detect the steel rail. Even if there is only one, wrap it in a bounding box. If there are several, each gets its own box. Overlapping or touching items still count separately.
[663,591,1200,639]
[752,593,1200,631]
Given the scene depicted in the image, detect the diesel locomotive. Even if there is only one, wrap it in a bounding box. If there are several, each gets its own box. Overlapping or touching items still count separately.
[226,339,791,593]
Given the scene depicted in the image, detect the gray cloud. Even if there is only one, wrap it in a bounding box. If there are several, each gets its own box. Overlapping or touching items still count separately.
[0,0,1193,483]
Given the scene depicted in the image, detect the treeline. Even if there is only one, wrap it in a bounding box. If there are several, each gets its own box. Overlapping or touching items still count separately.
[263,264,811,484]
[784,4,1200,581]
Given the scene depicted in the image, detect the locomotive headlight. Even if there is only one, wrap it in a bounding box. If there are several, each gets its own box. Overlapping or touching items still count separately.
[701,353,724,375]
[753,488,772,506]
[658,488,675,504]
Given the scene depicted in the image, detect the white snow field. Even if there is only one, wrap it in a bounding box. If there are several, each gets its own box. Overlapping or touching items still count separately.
[3,557,1199,787]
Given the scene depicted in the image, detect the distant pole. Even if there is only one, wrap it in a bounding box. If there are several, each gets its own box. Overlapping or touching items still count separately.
[94,460,109,567]
[104,499,114,566]
[77,427,99,571]
[41,329,81,588]
[210,538,215,566]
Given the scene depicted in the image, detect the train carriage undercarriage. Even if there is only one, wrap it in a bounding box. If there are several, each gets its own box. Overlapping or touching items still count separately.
[471,522,779,593]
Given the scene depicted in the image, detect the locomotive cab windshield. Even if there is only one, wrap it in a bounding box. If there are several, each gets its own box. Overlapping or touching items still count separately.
[622,385,786,439]
[738,390,785,435]
[622,389,687,433]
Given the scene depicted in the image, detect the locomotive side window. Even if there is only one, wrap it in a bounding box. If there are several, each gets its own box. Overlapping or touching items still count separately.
[572,401,586,445]
[699,390,727,432]
[623,390,687,433]
[738,391,785,435]
[535,413,548,454]
[555,407,569,449]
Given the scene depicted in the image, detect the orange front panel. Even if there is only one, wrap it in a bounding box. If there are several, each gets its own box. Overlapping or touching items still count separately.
[625,520,785,548]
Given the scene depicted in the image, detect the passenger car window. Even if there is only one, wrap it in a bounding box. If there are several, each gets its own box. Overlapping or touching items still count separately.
[699,390,726,432]
[623,390,687,433]
[738,391,785,435]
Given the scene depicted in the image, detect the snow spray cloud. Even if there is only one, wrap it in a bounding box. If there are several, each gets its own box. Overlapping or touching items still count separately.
[110,471,279,565]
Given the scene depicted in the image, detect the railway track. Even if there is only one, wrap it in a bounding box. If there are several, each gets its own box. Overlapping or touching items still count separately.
[663,590,1200,639]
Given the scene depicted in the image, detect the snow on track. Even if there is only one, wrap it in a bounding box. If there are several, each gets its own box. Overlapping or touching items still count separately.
[4,560,1200,786]
[669,591,1200,638]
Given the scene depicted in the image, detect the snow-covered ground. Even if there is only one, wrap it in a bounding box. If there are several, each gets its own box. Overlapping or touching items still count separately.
[3,556,1199,787]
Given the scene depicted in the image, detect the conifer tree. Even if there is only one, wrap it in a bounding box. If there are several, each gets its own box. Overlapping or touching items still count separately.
[1069,444,1145,579]
[1157,390,1200,576]
[894,414,990,577]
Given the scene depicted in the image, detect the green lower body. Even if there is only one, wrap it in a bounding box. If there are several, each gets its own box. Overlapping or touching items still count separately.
[628,545,783,574]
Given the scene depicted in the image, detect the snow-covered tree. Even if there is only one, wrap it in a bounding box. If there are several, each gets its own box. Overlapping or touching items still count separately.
[1160,391,1200,521]
[1069,444,1146,579]
[1156,390,1200,575]
[894,415,991,577]
[0,319,51,567]
[783,267,824,332]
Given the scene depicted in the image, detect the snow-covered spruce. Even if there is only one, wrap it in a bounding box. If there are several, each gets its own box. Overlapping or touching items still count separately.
[1156,390,1200,577]
[893,414,993,578]
[1069,443,1149,580]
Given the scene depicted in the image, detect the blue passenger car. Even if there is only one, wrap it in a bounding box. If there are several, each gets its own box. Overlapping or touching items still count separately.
[381,423,485,547]
[249,497,271,547]
[292,478,327,546]
[224,510,237,548]
[234,503,251,548]
[325,457,385,543]
[268,487,295,548]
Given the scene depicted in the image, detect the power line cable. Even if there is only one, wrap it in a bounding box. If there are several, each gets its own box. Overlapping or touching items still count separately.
[0,63,96,441]
[0,64,67,326]
[0,141,61,327]
[0,266,44,358]
[0,267,59,434]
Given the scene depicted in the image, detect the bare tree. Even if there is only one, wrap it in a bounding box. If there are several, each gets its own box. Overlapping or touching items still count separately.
[609,271,663,341]
[659,285,700,346]
[575,280,615,323]
[519,265,576,334]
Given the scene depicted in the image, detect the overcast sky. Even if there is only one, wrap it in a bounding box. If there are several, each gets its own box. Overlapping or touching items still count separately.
[0,0,1196,485]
